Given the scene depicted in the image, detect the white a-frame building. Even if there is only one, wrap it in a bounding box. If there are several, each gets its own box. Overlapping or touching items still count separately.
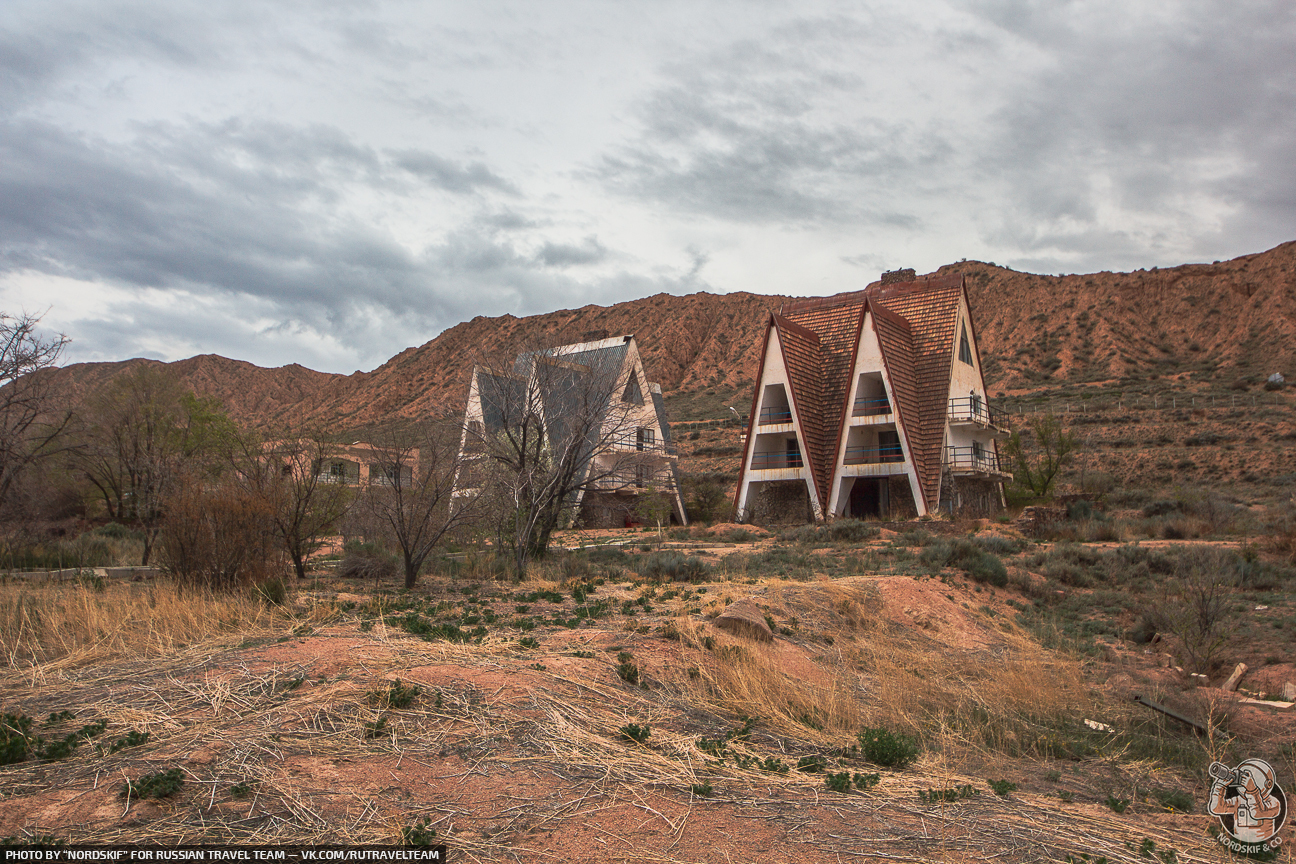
[734,271,1010,523]
[455,335,687,529]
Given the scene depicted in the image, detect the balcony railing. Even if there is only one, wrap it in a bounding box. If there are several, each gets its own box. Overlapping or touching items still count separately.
[948,397,1008,429]
[843,445,905,465]
[852,396,892,417]
[606,434,675,455]
[944,446,1007,475]
[758,406,793,425]
[589,471,674,491]
[750,452,804,470]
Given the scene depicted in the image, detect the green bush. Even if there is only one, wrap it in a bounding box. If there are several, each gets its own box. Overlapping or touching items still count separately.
[615,651,640,685]
[857,727,920,769]
[619,723,651,744]
[965,551,1008,588]
[988,779,1018,797]
[94,522,143,541]
[400,817,437,847]
[825,771,852,792]
[781,520,880,544]
[368,680,421,709]
[253,576,288,606]
[796,755,827,773]
[121,768,184,800]
[894,529,934,547]
[1152,788,1193,813]
[918,784,978,804]
[922,539,1007,587]
[974,535,1023,556]
[1,713,35,766]
[639,551,711,582]
[826,520,881,543]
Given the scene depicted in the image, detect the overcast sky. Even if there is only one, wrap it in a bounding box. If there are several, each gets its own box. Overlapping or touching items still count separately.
[1,1,1292,374]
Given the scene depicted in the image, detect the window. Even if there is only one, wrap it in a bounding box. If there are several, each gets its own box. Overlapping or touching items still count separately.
[636,427,654,451]
[622,375,643,405]
[970,391,982,419]
[958,323,973,366]
[786,437,802,468]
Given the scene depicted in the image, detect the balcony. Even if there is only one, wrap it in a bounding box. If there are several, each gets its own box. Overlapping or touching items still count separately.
[843,445,904,466]
[851,396,892,417]
[948,397,1009,436]
[758,406,793,425]
[589,470,674,491]
[606,433,676,456]
[944,446,1011,479]
[750,452,804,471]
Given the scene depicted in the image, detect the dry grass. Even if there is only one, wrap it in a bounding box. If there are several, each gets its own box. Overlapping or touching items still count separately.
[667,580,1090,763]
[0,577,303,669]
[0,571,1226,860]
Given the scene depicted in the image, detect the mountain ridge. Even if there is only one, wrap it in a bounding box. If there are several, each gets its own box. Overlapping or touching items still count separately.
[36,241,1296,431]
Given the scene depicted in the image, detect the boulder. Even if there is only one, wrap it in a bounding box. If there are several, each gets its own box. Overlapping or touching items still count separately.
[712,599,774,643]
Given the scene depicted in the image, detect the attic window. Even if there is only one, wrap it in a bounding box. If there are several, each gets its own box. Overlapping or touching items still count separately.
[622,375,643,405]
[958,323,974,366]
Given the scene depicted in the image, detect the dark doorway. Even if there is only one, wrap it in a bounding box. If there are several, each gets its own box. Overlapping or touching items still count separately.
[848,478,889,519]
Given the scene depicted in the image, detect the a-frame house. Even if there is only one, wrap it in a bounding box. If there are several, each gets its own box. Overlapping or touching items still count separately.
[733,271,1010,523]
[455,335,688,529]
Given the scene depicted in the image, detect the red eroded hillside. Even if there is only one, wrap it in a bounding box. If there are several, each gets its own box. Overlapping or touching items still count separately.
[35,241,1296,435]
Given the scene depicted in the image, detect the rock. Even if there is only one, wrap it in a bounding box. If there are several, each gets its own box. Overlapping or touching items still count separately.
[712,599,774,643]
[1282,682,1296,702]
[1222,662,1248,692]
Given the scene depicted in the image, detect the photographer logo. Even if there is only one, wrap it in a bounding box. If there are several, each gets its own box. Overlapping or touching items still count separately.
[1207,759,1287,857]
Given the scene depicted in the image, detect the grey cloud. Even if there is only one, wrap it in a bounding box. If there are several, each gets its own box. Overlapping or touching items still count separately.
[392,150,518,194]
[478,210,539,231]
[0,2,237,111]
[0,109,714,371]
[974,0,1296,269]
[535,236,606,268]
[0,118,531,338]
[595,20,937,227]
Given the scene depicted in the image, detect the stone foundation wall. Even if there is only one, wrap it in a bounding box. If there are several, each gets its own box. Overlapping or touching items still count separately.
[578,492,639,529]
[946,479,1004,519]
[887,476,919,519]
[745,480,814,526]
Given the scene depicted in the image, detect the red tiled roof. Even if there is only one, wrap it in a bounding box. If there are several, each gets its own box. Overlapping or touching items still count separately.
[868,273,966,509]
[870,303,927,505]
[738,273,971,516]
[772,314,830,504]
[778,301,865,507]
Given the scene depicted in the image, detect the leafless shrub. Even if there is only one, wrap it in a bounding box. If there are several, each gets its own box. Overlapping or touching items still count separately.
[158,473,286,590]
[1149,547,1240,674]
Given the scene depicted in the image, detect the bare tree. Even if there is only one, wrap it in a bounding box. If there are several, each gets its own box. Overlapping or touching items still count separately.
[0,312,71,517]
[354,421,481,588]
[1003,411,1077,500]
[1151,547,1240,674]
[237,432,354,581]
[459,342,671,578]
[75,366,237,563]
